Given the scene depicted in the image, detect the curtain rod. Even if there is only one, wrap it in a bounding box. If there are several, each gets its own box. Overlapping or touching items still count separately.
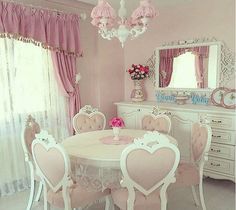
[1,0,87,20]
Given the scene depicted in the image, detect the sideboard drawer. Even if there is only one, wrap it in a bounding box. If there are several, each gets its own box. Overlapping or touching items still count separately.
[206,115,235,130]
[209,143,235,160]
[205,157,235,176]
[212,130,235,145]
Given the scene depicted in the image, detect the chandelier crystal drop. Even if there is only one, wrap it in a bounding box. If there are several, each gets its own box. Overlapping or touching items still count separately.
[91,0,157,47]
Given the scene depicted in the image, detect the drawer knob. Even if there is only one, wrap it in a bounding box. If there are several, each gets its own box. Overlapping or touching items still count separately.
[137,109,141,112]
[210,163,221,167]
[163,111,172,116]
[212,134,222,138]
[210,148,221,153]
[211,120,222,124]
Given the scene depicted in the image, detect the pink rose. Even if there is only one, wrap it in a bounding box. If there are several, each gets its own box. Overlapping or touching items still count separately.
[109,117,125,128]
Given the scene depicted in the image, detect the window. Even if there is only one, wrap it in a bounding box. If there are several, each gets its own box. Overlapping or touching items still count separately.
[168,52,197,88]
[0,38,69,196]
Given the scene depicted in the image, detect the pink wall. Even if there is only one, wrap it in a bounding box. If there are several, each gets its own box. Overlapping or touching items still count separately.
[77,5,124,125]
[124,0,235,101]
[79,19,125,124]
[96,37,124,124]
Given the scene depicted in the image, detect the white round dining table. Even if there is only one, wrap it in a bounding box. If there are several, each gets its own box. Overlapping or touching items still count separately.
[62,129,177,191]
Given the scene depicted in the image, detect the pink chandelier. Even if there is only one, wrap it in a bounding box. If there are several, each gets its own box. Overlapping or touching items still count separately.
[91,0,157,47]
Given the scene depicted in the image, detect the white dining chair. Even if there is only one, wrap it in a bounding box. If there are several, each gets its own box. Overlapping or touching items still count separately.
[21,115,43,210]
[111,131,180,210]
[172,122,212,210]
[72,105,106,134]
[31,131,110,210]
[142,113,171,134]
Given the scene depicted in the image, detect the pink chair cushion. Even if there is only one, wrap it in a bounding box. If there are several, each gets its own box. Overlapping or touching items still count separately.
[173,162,200,187]
[126,148,175,192]
[33,144,65,188]
[192,123,208,161]
[74,114,105,133]
[142,115,170,133]
[47,183,110,208]
[111,188,161,210]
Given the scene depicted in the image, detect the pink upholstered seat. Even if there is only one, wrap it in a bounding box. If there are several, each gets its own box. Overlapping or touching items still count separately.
[32,132,110,210]
[172,122,212,210]
[47,183,109,209]
[72,105,106,134]
[21,115,43,210]
[142,114,171,134]
[174,162,199,187]
[111,132,180,210]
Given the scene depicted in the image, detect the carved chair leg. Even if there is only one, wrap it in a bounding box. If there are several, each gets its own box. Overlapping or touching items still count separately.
[191,185,200,206]
[34,181,43,202]
[43,183,50,210]
[26,179,36,210]
[105,195,115,210]
[199,181,207,210]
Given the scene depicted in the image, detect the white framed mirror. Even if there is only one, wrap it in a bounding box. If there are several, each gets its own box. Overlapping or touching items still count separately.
[155,41,222,92]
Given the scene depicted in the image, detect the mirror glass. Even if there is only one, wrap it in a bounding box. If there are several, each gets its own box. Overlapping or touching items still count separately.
[155,42,221,90]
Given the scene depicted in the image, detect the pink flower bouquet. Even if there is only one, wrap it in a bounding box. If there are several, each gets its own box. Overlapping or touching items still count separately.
[109,117,125,128]
[127,64,149,80]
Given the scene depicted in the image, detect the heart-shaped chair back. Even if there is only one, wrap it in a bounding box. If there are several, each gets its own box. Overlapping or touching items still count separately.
[72,105,106,134]
[120,132,180,196]
[142,114,171,134]
[73,113,106,133]
[21,115,41,155]
[191,122,212,162]
[32,135,70,192]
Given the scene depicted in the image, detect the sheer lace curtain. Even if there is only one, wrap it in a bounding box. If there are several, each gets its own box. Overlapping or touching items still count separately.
[0,38,70,196]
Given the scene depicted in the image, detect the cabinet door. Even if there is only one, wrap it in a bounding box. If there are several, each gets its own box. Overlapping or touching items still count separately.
[117,106,138,129]
[170,111,198,161]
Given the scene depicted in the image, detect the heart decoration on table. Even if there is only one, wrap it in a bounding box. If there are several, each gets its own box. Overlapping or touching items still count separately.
[211,87,236,109]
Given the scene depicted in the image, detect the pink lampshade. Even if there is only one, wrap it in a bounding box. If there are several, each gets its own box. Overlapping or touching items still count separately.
[91,0,116,27]
[131,0,157,21]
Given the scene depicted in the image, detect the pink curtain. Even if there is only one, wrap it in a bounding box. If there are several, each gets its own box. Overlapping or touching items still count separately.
[159,57,174,87]
[192,46,209,88]
[0,1,82,56]
[0,1,83,133]
[159,46,209,88]
[159,48,185,87]
[194,55,205,88]
[52,52,81,134]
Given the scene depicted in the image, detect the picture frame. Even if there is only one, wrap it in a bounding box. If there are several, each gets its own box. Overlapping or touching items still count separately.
[211,87,236,109]
[222,89,236,109]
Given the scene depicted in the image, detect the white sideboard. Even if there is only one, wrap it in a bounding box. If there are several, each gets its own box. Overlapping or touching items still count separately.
[115,101,236,182]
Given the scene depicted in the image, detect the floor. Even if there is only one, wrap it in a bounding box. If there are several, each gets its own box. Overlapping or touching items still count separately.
[0,178,234,210]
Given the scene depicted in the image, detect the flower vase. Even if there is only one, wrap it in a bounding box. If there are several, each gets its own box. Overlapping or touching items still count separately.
[131,80,145,102]
[112,127,120,140]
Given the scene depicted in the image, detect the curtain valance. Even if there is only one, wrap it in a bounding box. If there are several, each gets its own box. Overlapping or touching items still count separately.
[0,1,82,56]
[160,46,209,58]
